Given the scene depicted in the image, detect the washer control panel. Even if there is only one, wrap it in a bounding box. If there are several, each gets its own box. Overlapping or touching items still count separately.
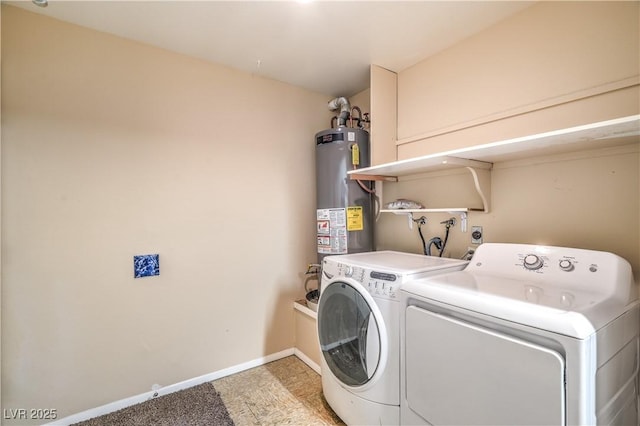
[365,271,399,300]
[334,263,399,300]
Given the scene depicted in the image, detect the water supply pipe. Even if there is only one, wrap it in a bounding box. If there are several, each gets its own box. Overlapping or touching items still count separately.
[350,106,363,128]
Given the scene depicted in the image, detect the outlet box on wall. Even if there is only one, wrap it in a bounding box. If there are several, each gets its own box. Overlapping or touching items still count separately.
[134,254,160,278]
[471,226,483,245]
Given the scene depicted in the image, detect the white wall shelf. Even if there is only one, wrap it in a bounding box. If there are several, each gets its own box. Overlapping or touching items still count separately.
[350,115,640,221]
[348,115,639,179]
[380,208,481,214]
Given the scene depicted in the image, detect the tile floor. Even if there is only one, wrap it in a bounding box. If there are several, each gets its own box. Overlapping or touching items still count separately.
[212,355,345,425]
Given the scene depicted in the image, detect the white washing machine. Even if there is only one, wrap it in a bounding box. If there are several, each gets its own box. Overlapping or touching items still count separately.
[400,243,639,426]
[317,251,469,425]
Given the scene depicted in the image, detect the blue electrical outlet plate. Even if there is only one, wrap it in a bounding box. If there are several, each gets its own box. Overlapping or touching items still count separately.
[134,254,159,278]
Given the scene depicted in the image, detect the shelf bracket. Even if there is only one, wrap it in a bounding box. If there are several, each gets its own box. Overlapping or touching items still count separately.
[465,166,490,213]
[386,210,429,230]
[386,210,418,230]
[407,212,414,230]
[458,212,467,232]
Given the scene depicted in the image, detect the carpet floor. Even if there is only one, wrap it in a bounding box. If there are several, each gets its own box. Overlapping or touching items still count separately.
[72,356,343,425]
[73,382,233,426]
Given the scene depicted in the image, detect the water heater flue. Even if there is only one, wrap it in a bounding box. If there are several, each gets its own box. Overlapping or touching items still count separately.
[328,97,351,127]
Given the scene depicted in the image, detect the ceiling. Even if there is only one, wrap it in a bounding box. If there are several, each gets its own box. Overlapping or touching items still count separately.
[7,1,535,97]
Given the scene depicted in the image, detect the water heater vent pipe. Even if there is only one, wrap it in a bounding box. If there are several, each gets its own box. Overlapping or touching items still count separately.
[328,97,351,127]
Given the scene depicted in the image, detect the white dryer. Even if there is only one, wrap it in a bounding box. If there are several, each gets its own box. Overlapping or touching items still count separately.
[401,243,639,426]
[317,251,468,426]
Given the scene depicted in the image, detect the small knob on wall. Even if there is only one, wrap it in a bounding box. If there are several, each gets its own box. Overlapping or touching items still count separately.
[523,254,544,270]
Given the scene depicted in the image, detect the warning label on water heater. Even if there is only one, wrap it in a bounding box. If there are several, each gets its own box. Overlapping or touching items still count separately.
[346,206,363,231]
[317,208,347,254]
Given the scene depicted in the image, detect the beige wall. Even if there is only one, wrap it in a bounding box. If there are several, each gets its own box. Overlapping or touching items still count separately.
[1,5,329,423]
[348,88,370,122]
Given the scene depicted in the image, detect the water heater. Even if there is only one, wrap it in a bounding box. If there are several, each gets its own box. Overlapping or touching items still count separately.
[315,126,374,264]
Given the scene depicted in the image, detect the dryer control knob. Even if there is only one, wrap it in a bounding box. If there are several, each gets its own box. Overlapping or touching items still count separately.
[558,259,574,272]
[523,254,544,270]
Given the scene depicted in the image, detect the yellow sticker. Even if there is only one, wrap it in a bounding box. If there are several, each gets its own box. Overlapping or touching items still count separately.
[347,206,364,231]
[351,144,360,166]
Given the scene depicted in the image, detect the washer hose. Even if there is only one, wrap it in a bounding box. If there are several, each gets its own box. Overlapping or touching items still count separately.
[426,237,443,256]
[427,218,455,257]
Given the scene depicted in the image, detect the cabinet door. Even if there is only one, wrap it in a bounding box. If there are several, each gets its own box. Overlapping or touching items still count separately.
[370,65,397,166]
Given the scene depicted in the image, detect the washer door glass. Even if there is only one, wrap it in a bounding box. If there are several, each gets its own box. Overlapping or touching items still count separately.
[318,280,381,386]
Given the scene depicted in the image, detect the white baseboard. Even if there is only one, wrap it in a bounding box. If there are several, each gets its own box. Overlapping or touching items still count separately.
[49,348,295,426]
[293,348,321,374]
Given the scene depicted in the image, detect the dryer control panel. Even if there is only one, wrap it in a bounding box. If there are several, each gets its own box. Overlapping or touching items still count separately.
[466,243,634,297]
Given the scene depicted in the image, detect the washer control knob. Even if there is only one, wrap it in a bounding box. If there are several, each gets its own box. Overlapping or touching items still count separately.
[344,266,353,277]
[523,254,544,270]
[558,259,574,272]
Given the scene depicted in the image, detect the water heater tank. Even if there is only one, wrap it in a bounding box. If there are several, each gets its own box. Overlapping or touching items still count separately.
[315,127,374,264]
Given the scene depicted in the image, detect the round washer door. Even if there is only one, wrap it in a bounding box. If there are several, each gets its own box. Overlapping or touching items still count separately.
[317,279,387,388]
